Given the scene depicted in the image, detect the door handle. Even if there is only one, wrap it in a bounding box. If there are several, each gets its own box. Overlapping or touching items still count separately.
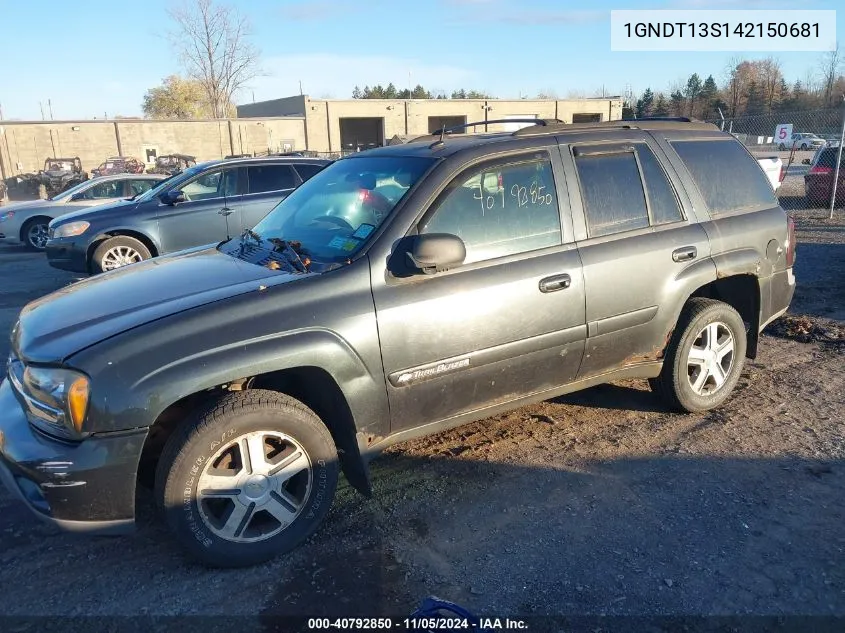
[539,274,572,293]
[672,246,697,262]
[218,208,234,217]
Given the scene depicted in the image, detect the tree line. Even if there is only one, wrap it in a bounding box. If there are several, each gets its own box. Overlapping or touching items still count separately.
[351,84,492,99]
[626,51,845,121]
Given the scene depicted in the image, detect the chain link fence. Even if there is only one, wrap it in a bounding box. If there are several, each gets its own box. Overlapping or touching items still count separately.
[704,108,845,215]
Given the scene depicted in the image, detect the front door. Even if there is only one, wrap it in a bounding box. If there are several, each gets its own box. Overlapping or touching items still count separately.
[563,135,711,379]
[239,163,300,231]
[158,166,242,253]
[371,149,587,432]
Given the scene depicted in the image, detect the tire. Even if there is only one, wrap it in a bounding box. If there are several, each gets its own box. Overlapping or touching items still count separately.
[155,389,339,568]
[649,298,747,413]
[91,235,151,273]
[20,217,51,251]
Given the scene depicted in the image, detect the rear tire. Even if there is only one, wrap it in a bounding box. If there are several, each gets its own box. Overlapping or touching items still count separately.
[91,235,151,273]
[155,390,339,568]
[650,298,746,413]
[21,217,51,251]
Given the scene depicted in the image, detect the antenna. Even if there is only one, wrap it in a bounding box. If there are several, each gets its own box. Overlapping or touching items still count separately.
[440,124,446,142]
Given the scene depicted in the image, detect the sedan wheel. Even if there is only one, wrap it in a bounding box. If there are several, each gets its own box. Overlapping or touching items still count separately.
[22,218,50,251]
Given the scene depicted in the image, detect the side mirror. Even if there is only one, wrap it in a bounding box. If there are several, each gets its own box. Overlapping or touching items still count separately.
[802,159,811,165]
[160,189,185,205]
[406,233,466,274]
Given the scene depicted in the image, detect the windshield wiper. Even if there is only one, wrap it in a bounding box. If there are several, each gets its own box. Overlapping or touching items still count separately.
[267,237,310,273]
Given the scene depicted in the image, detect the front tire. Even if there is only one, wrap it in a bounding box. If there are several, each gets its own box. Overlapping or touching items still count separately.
[650,298,746,413]
[21,217,51,251]
[91,235,151,273]
[155,390,339,568]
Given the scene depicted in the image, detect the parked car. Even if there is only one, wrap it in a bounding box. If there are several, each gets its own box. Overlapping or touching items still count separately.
[803,144,845,206]
[147,154,197,176]
[778,132,825,151]
[45,157,330,273]
[1,119,795,568]
[0,174,167,250]
[91,156,146,177]
[38,157,88,196]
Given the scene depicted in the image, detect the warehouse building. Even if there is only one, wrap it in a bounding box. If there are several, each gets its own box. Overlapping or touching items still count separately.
[237,94,624,153]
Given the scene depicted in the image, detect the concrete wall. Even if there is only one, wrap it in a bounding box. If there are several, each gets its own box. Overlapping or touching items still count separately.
[0,117,307,178]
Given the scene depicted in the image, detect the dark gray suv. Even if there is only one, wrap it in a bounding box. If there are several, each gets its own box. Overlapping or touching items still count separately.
[0,118,795,568]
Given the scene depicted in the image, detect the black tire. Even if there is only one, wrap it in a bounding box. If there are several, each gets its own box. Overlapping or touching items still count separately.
[154,389,339,568]
[91,235,151,273]
[649,298,747,413]
[20,216,51,251]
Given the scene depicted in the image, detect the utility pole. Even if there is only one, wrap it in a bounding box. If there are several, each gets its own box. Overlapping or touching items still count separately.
[829,93,845,220]
[39,101,45,121]
[299,80,303,96]
[48,99,54,120]
[0,102,4,121]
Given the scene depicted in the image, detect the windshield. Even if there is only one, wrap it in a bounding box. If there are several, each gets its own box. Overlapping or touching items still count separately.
[133,164,207,203]
[247,155,434,262]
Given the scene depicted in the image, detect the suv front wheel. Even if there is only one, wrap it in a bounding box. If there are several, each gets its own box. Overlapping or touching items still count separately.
[650,298,747,413]
[155,390,339,568]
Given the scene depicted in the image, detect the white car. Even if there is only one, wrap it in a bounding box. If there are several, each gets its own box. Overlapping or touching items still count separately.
[778,132,826,151]
[0,173,166,250]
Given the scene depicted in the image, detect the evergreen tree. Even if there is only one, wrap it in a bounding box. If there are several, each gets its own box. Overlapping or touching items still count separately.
[653,93,669,116]
[635,87,654,118]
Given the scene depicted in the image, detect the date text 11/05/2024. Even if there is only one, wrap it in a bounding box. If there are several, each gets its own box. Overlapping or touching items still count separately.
[623,22,820,39]
[307,618,528,630]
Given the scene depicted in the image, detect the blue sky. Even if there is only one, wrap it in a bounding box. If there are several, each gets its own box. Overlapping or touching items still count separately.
[0,0,841,120]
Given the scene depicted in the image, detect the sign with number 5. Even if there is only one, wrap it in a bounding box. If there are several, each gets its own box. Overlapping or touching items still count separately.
[775,124,793,144]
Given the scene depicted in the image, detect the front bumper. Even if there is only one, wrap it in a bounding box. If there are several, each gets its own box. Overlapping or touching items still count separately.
[45,237,90,273]
[0,378,147,534]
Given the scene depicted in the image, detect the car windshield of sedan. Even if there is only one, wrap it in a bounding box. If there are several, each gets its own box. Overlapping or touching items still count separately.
[49,179,92,201]
[244,155,435,262]
[133,164,206,203]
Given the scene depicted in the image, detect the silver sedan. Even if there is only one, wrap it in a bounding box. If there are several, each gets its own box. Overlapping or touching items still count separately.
[0,173,167,250]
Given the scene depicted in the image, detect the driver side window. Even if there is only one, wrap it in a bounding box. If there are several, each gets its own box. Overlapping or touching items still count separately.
[179,168,238,201]
[420,154,562,265]
[79,181,121,200]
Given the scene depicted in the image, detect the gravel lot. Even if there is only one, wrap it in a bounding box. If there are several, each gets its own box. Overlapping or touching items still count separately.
[0,185,843,629]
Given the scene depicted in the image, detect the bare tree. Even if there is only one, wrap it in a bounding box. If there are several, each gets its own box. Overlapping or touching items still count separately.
[168,0,260,118]
[820,43,842,106]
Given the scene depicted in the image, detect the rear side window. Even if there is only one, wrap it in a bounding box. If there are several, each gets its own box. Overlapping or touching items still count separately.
[293,163,325,181]
[637,147,683,225]
[669,139,777,215]
[574,151,649,237]
[247,164,297,194]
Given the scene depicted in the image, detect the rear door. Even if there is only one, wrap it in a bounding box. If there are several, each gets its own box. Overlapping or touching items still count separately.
[158,165,242,253]
[562,132,711,379]
[239,163,300,231]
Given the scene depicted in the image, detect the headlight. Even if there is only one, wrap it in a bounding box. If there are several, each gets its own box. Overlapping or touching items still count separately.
[51,221,90,238]
[0,210,14,223]
[20,366,90,437]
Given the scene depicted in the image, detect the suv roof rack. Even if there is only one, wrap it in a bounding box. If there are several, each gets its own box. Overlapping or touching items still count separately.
[623,116,693,122]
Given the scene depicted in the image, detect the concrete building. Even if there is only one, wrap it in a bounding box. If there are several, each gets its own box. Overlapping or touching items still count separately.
[237,95,624,153]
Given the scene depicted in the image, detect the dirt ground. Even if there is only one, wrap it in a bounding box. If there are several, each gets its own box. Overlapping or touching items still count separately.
[0,192,843,629]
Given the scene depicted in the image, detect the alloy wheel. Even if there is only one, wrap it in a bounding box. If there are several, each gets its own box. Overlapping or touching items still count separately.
[101,245,143,270]
[27,223,49,249]
[196,431,313,543]
[687,321,735,396]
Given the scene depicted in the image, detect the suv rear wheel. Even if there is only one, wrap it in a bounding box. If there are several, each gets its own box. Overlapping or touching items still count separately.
[650,298,746,413]
[155,390,339,568]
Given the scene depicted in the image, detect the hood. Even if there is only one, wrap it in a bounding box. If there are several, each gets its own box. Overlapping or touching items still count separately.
[0,199,62,214]
[51,197,139,225]
[13,245,313,364]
